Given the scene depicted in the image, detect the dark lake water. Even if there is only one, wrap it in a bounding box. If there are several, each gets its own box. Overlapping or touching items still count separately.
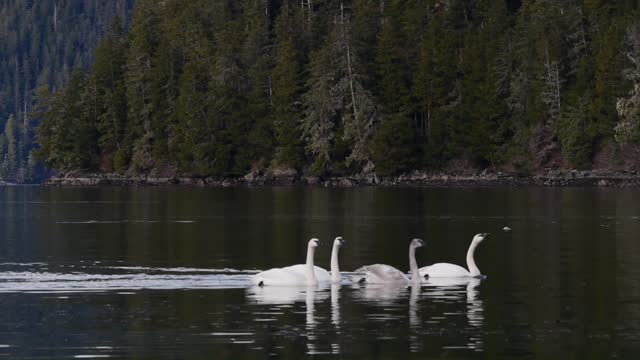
[1,186,640,359]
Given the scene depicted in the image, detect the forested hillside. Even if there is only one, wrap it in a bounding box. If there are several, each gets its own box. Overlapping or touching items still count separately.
[0,0,133,182]
[34,0,640,179]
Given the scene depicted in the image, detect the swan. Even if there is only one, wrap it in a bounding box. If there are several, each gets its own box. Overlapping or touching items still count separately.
[251,238,322,286]
[303,236,345,283]
[419,233,487,278]
[328,236,345,283]
[299,236,345,283]
[351,238,425,284]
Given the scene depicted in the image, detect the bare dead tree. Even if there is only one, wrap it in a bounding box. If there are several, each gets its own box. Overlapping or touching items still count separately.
[541,45,561,123]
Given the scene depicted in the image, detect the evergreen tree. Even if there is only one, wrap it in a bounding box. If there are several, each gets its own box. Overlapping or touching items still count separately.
[125,0,160,171]
[301,38,339,175]
[2,114,17,177]
[615,23,640,144]
[243,0,276,168]
[271,2,306,169]
[92,19,128,171]
[338,2,380,166]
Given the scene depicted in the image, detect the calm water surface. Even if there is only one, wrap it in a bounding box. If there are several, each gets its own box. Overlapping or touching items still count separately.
[1,186,640,359]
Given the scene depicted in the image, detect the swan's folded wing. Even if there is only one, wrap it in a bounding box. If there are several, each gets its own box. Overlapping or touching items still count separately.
[313,265,332,282]
[251,266,308,286]
[419,263,470,278]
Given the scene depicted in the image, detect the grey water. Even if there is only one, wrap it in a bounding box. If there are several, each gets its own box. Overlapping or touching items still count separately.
[1,186,640,359]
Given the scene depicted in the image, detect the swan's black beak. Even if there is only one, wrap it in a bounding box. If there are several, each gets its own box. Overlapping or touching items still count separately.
[340,238,345,245]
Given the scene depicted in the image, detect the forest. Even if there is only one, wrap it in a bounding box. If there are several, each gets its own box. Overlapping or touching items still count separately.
[0,0,133,182]
[26,0,640,179]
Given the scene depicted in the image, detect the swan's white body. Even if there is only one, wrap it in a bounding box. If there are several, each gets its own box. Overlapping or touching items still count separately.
[419,233,486,278]
[251,238,321,286]
[352,239,424,284]
[252,265,331,285]
[353,264,410,283]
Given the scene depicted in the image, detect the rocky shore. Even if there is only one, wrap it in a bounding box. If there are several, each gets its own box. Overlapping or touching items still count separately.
[41,169,640,187]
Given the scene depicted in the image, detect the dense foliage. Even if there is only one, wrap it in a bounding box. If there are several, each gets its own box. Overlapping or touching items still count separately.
[0,0,133,182]
[34,0,640,178]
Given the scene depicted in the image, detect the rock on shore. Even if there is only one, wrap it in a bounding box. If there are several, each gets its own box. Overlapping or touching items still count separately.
[42,169,640,187]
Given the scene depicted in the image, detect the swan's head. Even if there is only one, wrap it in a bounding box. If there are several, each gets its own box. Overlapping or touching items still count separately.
[473,233,488,244]
[333,236,345,247]
[410,238,425,249]
[308,238,320,248]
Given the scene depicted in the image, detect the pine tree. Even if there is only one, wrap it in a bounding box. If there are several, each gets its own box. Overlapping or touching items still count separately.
[615,23,640,144]
[125,0,160,171]
[92,19,128,171]
[243,0,276,169]
[2,114,17,176]
[271,2,305,169]
[558,96,592,168]
[301,39,339,175]
[335,2,379,167]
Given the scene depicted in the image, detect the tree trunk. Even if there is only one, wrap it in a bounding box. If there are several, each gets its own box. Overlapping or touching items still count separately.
[341,2,358,127]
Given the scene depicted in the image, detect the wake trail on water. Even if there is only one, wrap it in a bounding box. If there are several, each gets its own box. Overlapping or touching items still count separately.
[0,264,258,293]
[55,220,196,224]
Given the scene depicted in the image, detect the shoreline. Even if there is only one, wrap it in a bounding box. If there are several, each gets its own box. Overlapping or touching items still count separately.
[40,169,640,187]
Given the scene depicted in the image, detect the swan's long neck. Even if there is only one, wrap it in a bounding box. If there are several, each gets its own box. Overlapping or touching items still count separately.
[330,244,341,283]
[305,245,318,284]
[466,241,481,277]
[409,246,420,284]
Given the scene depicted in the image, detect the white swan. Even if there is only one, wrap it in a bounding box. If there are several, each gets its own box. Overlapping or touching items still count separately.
[329,236,345,283]
[419,233,487,278]
[251,238,321,286]
[352,239,425,284]
[302,236,345,283]
[304,236,345,283]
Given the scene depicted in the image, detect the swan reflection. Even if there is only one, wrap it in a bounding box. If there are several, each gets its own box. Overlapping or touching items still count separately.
[245,284,329,305]
[245,276,485,354]
[331,284,341,327]
[306,286,319,354]
[423,277,485,352]
[331,283,341,354]
[465,278,484,351]
[409,284,422,353]
[246,285,331,355]
[349,283,410,304]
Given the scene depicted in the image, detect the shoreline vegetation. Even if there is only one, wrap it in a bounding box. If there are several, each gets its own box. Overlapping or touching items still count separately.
[41,169,640,187]
[23,1,640,189]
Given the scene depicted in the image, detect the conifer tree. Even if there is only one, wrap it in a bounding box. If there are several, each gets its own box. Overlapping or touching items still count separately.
[615,23,640,144]
[125,0,160,171]
[301,37,339,175]
[271,2,306,168]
